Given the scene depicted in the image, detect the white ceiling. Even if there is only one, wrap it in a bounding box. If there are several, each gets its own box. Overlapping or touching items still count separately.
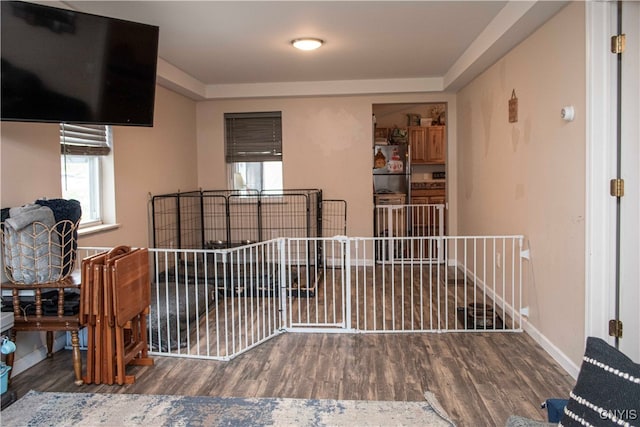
[57,1,568,99]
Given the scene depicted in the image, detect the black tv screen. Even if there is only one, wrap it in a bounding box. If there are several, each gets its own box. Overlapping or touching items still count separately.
[1,1,159,126]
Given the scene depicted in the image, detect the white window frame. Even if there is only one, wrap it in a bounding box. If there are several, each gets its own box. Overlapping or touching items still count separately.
[60,124,116,230]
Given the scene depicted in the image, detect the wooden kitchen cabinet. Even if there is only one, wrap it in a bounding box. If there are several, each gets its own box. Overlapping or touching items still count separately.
[428,195,446,205]
[408,126,428,164]
[409,126,446,164]
[426,126,446,164]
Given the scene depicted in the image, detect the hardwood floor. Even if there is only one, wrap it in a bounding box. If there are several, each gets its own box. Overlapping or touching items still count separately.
[149,263,520,360]
[7,331,575,426]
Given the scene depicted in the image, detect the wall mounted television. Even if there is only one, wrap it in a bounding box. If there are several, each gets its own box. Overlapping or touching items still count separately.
[1,1,159,127]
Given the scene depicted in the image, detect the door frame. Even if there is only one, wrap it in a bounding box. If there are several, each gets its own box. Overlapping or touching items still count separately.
[585,0,618,345]
[585,1,639,360]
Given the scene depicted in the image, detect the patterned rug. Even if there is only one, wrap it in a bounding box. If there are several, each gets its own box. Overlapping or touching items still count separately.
[2,390,456,426]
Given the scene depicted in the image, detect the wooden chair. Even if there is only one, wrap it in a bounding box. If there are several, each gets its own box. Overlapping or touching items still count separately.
[1,274,84,385]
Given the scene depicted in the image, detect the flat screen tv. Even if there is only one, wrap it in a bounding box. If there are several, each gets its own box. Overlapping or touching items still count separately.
[1,1,159,126]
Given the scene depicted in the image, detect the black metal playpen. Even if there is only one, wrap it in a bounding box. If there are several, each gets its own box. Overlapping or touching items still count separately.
[150,189,347,260]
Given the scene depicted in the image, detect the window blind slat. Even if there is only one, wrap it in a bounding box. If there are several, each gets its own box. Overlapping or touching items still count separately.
[60,123,107,135]
[60,123,111,155]
[225,112,282,163]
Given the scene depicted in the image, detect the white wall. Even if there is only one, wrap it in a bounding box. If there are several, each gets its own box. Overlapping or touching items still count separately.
[456,2,586,368]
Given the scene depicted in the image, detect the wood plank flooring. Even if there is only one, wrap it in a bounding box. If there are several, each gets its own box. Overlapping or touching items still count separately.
[289,264,517,332]
[7,332,575,426]
[160,263,519,359]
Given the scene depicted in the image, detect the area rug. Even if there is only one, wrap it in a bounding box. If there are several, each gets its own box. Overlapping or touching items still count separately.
[1,390,456,426]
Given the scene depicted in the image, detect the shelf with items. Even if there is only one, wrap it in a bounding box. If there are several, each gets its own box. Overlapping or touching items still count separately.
[372,144,410,198]
[373,145,406,174]
[374,127,390,143]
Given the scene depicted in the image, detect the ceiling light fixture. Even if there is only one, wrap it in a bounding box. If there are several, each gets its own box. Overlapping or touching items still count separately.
[291,38,323,51]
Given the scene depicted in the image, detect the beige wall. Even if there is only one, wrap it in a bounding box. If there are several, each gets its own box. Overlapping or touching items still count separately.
[456,2,586,364]
[196,93,456,237]
[0,86,197,374]
[80,86,198,248]
[1,85,198,249]
[1,122,62,205]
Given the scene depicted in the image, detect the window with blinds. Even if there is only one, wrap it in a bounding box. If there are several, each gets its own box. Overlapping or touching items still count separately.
[60,124,112,226]
[225,112,282,162]
[60,123,111,156]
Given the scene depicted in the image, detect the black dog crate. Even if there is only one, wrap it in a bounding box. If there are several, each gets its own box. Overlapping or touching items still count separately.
[151,189,347,266]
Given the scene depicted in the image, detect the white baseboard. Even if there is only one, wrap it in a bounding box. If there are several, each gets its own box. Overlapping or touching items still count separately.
[456,262,522,329]
[453,260,580,379]
[11,334,67,377]
[522,317,580,379]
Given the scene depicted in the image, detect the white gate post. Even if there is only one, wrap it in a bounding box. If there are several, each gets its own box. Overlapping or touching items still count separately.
[278,238,287,329]
[438,204,445,264]
[344,237,352,330]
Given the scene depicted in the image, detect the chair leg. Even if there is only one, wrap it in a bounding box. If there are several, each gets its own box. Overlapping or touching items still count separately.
[83,322,94,384]
[46,331,54,358]
[5,330,17,382]
[114,326,126,385]
[70,330,83,386]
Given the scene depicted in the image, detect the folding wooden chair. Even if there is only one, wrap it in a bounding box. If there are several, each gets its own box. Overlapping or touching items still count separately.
[79,246,153,386]
[102,246,137,385]
[80,252,99,384]
[109,248,154,385]
[80,251,108,385]
[81,247,128,385]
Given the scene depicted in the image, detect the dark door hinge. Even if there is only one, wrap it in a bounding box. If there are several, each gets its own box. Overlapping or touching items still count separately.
[610,178,625,197]
[611,34,626,54]
[609,319,623,338]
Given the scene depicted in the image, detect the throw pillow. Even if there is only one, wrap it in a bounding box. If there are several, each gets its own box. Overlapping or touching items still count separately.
[560,337,640,426]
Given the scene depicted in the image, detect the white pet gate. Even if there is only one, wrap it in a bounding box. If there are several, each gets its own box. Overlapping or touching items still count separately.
[78,234,525,361]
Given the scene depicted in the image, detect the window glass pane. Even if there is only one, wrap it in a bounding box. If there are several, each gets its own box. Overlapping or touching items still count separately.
[61,155,101,224]
[262,161,283,191]
[229,161,282,191]
[243,162,262,191]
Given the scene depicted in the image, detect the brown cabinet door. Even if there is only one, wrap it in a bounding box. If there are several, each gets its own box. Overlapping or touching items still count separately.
[410,195,446,259]
[428,196,446,235]
[428,195,446,205]
[410,197,429,229]
[408,126,428,164]
[426,126,446,164]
